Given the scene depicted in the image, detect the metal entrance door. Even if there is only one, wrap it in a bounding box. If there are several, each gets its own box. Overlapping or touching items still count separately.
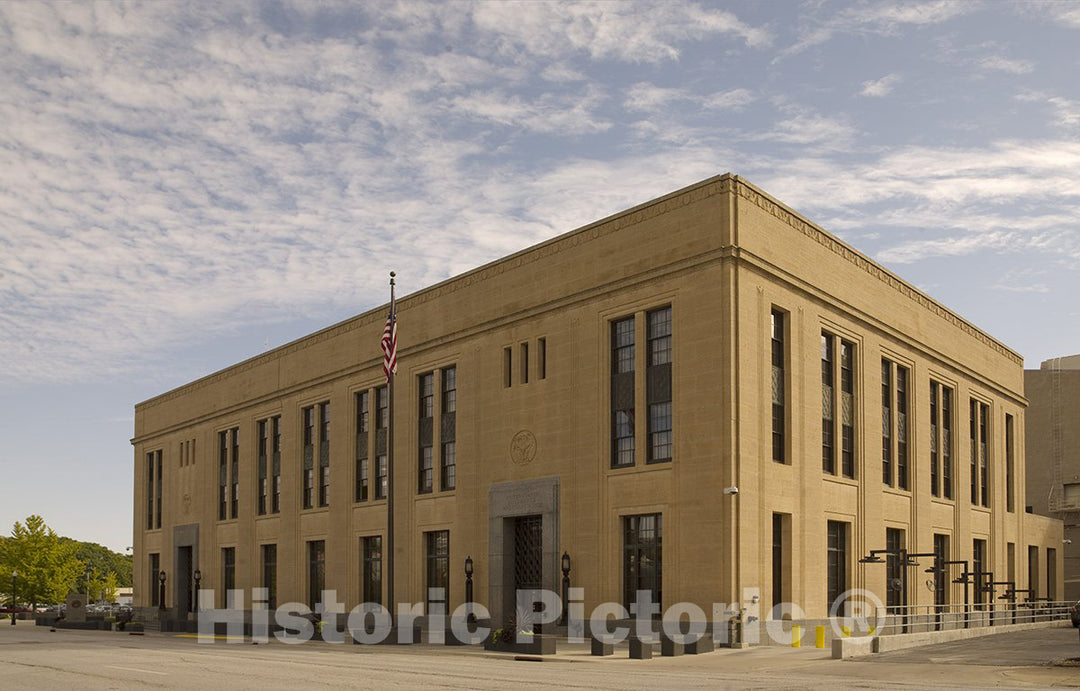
[513,515,543,592]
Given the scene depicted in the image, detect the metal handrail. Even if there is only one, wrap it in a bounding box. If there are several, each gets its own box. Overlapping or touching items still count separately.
[868,599,1072,636]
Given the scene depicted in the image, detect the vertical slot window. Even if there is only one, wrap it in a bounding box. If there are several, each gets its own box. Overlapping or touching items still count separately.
[771,310,786,464]
[611,316,636,467]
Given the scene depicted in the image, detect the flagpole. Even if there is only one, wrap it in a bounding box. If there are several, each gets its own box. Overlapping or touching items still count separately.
[386,271,396,627]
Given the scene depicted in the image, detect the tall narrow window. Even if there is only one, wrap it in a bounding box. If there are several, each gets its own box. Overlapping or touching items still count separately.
[885,528,905,610]
[771,513,791,616]
[375,386,388,500]
[1027,545,1039,600]
[979,403,989,507]
[308,540,326,610]
[1007,542,1016,587]
[441,367,457,491]
[418,372,434,494]
[822,335,835,474]
[520,342,529,384]
[973,539,987,605]
[155,450,163,528]
[503,347,512,388]
[149,553,160,607]
[930,383,940,497]
[303,406,315,509]
[896,366,908,490]
[318,402,330,508]
[933,534,949,609]
[229,428,238,519]
[362,536,383,605]
[827,521,848,616]
[425,530,449,612]
[623,514,662,612]
[1047,548,1056,601]
[970,400,978,504]
[222,547,236,608]
[146,451,155,530]
[942,387,953,499]
[271,417,281,513]
[840,340,855,479]
[218,432,228,520]
[647,307,672,463]
[258,420,269,515]
[147,451,161,530]
[262,544,277,610]
[538,338,546,380]
[882,361,893,486]
[356,391,370,502]
[771,310,786,464]
[1006,414,1015,513]
[611,316,635,467]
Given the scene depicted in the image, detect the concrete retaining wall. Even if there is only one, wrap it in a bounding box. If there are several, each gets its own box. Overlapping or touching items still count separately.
[832,619,1071,659]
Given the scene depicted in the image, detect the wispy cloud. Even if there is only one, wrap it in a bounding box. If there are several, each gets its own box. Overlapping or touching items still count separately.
[976,55,1034,74]
[779,1,971,58]
[860,73,901,97]
[625,83,755,113]
[1018,91,1080,130]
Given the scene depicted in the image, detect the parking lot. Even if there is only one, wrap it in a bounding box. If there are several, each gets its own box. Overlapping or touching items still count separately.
[1,619,1078,689]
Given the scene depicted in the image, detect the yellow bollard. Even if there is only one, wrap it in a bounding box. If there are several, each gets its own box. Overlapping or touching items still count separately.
[792,625,802,648]
[815,626,825,648]
[840,625,851,638]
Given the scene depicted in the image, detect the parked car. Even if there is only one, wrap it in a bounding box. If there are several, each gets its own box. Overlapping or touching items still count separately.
[1069,600,1080,628]
[0,605,32,614]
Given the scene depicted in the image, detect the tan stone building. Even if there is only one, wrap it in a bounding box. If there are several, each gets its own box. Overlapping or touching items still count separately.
[1025,355,1080,601]
[132,174,1063,632]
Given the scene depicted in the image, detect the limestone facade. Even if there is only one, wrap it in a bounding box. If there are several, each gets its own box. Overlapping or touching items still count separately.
[132,174,1064,624]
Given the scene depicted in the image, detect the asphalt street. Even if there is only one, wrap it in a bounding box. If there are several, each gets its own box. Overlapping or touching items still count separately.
[1,619,1078,689]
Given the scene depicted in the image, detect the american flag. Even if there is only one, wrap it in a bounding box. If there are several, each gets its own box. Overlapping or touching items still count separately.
[381,311,397,381]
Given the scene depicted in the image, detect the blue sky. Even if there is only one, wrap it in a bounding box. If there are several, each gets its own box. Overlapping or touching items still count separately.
[1,1,1078,551]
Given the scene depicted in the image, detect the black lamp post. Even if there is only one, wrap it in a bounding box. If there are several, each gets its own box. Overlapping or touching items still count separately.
[193,569,202,614]
[158,570,167,611]
[559,551,571,626]
[860,548,936,634]
[9,570,16,626]
[463,556,474,624]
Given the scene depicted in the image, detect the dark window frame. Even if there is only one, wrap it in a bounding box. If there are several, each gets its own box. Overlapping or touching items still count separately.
[623,513,662,613]
[262,543,277,610]
[771,309,787,464]
[356,391,370,502]
[611,316,636,468]
[308,540,326,610]
[362,535,383,605]
[425,530,449,613]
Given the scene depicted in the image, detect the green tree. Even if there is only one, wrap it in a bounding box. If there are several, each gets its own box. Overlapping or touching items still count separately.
[0,516,82,607]
[65,540,132,588]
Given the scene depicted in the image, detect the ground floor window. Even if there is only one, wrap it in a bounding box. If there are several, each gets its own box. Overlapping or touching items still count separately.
[425,531,449,612]
[222,547,236,609]
[623,514,662,613]
[308,540,326,610]
[362,536,382,605]
[149,553,160,607]
[262,544,277,610]
[827,520,848,616]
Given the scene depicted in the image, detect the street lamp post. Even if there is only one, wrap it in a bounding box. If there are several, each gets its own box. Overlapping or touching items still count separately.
[158,570,167,612]
[860,548,936,634]
[193,569,202,615]
[559,552,571,626]
[463,557,474,624]
[9,571,16,626]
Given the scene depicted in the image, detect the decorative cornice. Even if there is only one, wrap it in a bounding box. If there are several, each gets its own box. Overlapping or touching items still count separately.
[137,175,735,411]
[139,172,1019,414]
[733,179,1023,366]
